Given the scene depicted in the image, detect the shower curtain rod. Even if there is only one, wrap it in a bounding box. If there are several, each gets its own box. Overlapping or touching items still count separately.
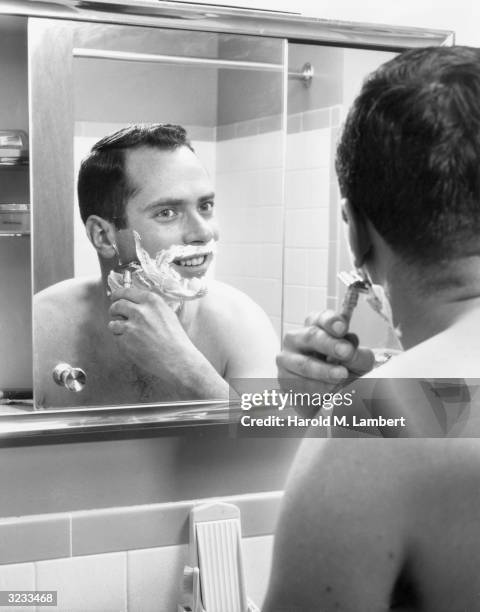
[73,48,314,85]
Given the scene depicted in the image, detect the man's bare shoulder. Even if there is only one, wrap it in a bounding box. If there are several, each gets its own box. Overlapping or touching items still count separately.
[34,277,102,341]
[196,280,278,378]
[286,437,480,557]
[293,437,480,489]
[35,277,100,311]
[264,437,480,611]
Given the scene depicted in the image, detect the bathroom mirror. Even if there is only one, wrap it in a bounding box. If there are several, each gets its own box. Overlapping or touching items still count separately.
[0,1,452,437]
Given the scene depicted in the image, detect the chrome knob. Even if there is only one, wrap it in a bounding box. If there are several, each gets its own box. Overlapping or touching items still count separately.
[52,363,87,393]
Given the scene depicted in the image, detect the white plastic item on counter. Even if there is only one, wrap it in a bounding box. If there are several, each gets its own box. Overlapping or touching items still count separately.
[178,502,259,612]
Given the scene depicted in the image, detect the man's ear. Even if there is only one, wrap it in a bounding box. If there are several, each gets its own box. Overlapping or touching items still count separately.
[341,198,372,268]
[85,215,118,260]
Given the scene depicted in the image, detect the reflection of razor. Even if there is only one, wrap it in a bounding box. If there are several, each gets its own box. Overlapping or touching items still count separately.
[337,270,371,323]
[115,229,140,288]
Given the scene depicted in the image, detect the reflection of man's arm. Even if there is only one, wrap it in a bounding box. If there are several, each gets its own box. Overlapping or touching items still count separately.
[263,438,406,612]
[109,287,229,399]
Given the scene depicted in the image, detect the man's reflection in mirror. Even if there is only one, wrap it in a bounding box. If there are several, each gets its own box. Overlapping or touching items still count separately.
[34,124,278,407]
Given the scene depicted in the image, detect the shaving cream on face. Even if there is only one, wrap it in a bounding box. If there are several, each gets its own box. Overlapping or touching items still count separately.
[108,232,216,310]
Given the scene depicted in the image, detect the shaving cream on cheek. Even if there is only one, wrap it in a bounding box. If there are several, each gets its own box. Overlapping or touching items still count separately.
[107,231,217,310]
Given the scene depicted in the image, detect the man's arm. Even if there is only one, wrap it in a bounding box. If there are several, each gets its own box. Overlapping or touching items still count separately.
[109,287,229,399]
[263,438,408,612]
[277,310,376,394]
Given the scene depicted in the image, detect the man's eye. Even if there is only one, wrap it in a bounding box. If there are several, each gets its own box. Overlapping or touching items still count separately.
[155,208,177,219]
[199,201,214,213]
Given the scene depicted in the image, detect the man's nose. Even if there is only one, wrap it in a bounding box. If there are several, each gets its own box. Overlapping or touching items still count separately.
[183,212,213,244]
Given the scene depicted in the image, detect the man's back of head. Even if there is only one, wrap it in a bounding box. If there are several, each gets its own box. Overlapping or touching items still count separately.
[337,46,480,266]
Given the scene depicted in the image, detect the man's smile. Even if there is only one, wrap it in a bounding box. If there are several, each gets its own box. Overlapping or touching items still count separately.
[172,251,213,276]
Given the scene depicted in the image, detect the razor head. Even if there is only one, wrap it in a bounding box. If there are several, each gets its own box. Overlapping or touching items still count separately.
[115,229,140,268]
[337,270,370,293]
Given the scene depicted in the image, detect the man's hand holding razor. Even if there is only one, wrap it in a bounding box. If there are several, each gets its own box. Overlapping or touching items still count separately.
[277,309,376,393]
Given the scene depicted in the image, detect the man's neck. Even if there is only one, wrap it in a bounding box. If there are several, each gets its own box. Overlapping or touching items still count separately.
[386,257,480,350]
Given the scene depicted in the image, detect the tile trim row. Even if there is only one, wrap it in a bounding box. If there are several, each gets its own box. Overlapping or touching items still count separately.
[0,490,283,565]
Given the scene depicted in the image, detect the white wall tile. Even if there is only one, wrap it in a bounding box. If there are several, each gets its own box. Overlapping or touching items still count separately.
[284,286,308,325]
[326,295,339,311]
[257,206,283,244]
[215,243,262,278]
[216,116,338,337]
[285,209,329,249]
[125,536,274,612]
[286,129,330,170]
[303,129,331,169]
[216,171,256,209]
[258,131,284,169]
[125,537,274,611]
[216,133,283,173]
[0,562,35,612]
[217,207,260,243]
[36,553,127,612]
[215,138,242,173]
[192,140,216,179]
[127,544,187,612]
[285,167,330,209]
[256,168,284,206]
[307,249,329,287]
[217,169,284,208]
[214,242,239,273]
[307,287,328,315]
[286,132,304,171]
[260,244,283,281]
[284,249,308,286]
[216,169,283,241]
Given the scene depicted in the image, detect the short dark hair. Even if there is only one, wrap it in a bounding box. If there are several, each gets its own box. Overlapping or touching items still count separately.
[77,123,194,228]
[336,46,480,264]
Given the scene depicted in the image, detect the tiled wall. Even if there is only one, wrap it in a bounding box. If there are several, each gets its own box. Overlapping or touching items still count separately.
[215,117,285,338]
[0,536,273,612]
[0,492,280,612]
[283,105,342,334]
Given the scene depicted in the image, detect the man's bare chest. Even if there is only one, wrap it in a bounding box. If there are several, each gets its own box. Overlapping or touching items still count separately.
[59,315,227,406]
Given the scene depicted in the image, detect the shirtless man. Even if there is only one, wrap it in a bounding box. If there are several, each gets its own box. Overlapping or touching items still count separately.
[265,46,480,611]
[34,124,278,407]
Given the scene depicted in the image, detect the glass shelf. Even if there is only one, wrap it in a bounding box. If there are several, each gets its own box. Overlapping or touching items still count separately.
[0,231,30,237]
[0,204,30,235]
[0,159,28,168]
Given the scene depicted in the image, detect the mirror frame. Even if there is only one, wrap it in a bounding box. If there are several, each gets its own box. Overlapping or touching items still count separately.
[0,0,453,441]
